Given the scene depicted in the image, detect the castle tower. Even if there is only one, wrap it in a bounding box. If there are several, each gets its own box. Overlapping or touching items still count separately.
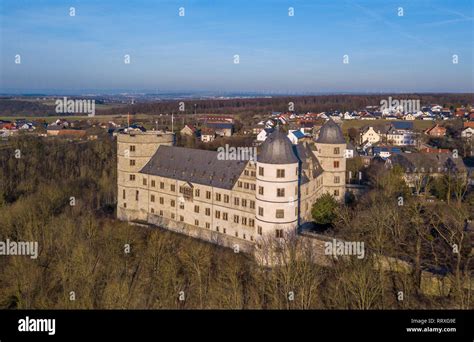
[255,128,299,239]
[117,130,174,221]
[314,119,346,200]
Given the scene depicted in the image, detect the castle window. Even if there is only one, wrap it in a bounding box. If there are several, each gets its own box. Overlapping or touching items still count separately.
[150,195,155,202]
[258,167,264,176]
[123,189,126,199]
[159,210,163,216]
[130,160,136,166]
[277,169,285,178]
[170,184,175,192]
[160,182,164,189]
[216,227,220,232]
[123,203,127,208]
[250,200,255,209]
[171,213,175,219]
[250,236,254,241]
[249,219,255,227]
[224,194,229,203]
[243,234,246,240]
[234,215,239,223]
[179,202,184,210]
[171,200,175,207]
[223,228,227,234]
[205,208,211,216]
[143,178,147,186]
[334,176,340,184]
[235,231,239,237]
[195,189,200,197]
[258,226,262,235]
[334,161,340,168]
[242,217,247,225]
[244,182,249,189]
[206,191,211,199]
[180,215,184,222]
[194,205,199,213]
[277,188,285,197]
[195,219,199,226]
[258,207,264,216]
[238,181,242,188]
[206,222,210,229]
[258,186,264,195]
[159,197,164,204]
[242,199,247,207]
[334,190,339,196]
[135,190,139,201]
[334,147,340,154]
[129,174,135,181]
[151,180,155,187]
[250,184,256,190]
[251,171,256,177]
[215,193,221,201]
[276,209,284,219]
[244,170,249,176]
[234,197,240,206]
[215,210,221,219]
[276,229,284,238]
[130,145,136,152]
[223,212,228,221]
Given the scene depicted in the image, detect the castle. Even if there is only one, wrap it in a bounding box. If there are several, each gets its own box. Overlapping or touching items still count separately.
[117,120,346,252]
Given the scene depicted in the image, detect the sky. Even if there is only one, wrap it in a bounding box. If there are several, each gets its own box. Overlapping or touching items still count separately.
[0,0,473,94]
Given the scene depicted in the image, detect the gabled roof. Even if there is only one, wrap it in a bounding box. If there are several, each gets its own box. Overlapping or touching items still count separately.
[140,146,248,190]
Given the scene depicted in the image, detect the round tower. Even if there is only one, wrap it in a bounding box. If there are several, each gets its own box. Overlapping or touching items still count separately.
[314,119,346,200]
[256,128,299,239]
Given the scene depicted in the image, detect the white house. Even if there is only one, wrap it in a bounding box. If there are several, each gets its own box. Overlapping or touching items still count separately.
[360,127,381,144]
[257,128,274,142]
[287,130,305,145]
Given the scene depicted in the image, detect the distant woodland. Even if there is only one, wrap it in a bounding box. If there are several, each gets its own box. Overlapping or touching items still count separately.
[0,136,472,309]
[1,93,473,117]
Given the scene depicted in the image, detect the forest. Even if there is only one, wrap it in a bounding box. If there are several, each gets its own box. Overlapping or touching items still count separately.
[0,135,472,309]
[1,93,472,117]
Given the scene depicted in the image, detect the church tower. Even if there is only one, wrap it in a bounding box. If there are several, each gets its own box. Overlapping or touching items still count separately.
[255,128,300,239]
[314,119,346,200]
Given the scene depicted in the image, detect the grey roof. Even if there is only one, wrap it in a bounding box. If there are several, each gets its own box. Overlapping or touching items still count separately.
[316,119,346,144]
[296,142,323,183]
[389,153,467,174]
[258,128,299,164]
[139,146,248,189]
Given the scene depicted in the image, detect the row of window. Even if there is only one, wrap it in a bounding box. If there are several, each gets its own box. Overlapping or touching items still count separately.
[237,181,256,190]
[257,167,297,178]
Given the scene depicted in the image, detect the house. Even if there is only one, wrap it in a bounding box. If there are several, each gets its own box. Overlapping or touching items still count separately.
[287,130,305,145]
[201,127,216,142]
[372,145,402,159]
[404,113,416,121]
[387,152,467,189]
[345,142,357,159]
[424,124,446,137]
[360,126,382,144]
[180,124,197,137]
[205,122,233,137]
[256,128,274,142]
[464,121,474,129]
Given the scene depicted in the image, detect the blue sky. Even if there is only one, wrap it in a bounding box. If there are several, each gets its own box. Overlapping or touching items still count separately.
[0,0,473,94]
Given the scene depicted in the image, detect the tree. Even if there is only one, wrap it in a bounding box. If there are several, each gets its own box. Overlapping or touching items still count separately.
[311,193,338,225]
